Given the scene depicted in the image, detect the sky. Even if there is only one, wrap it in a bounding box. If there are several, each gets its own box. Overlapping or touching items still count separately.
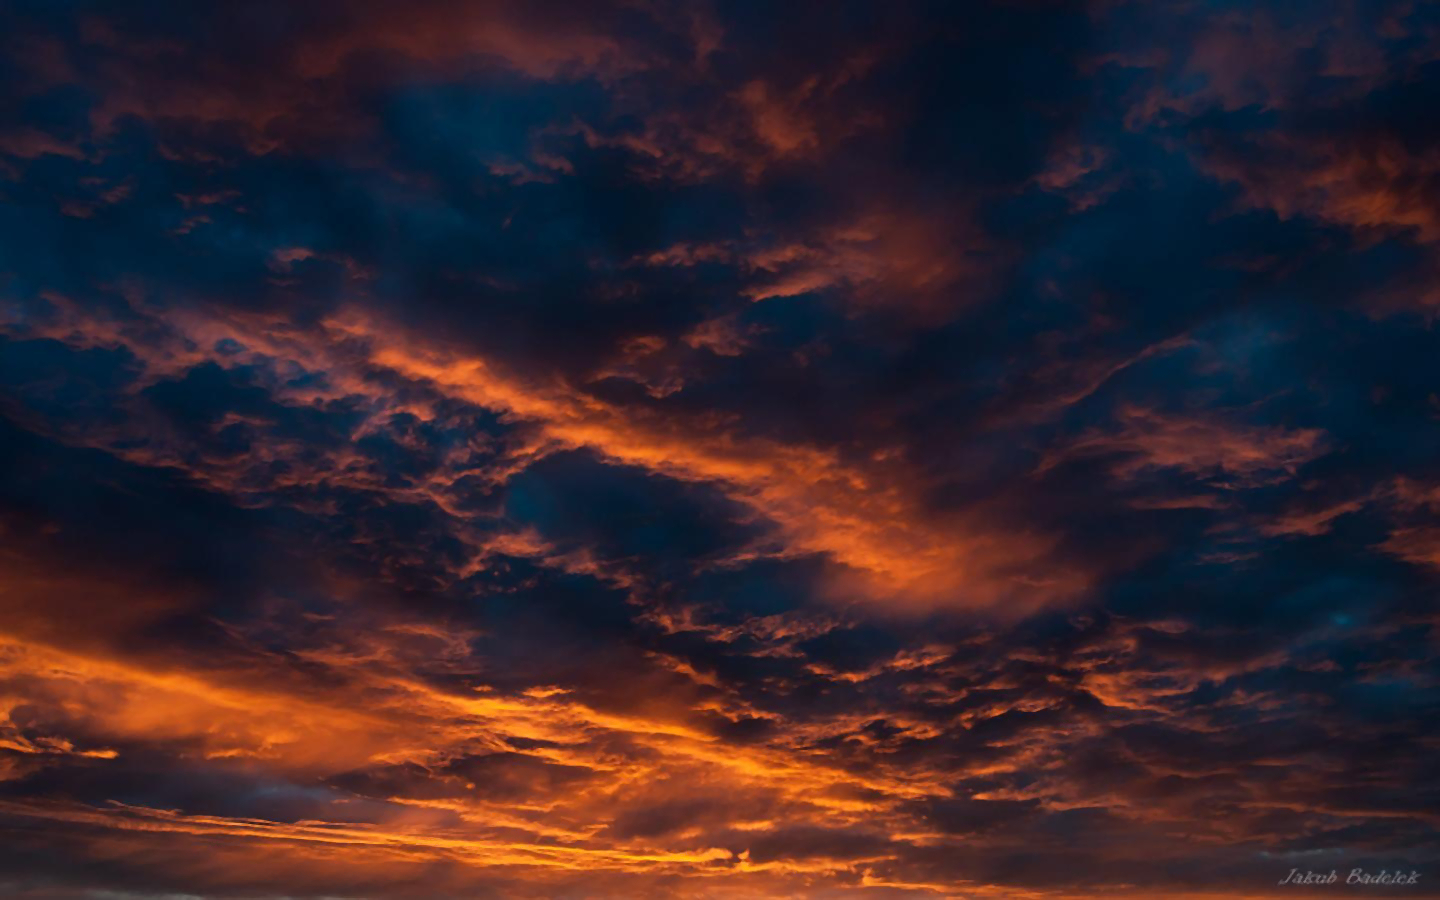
[1,1,1439,898]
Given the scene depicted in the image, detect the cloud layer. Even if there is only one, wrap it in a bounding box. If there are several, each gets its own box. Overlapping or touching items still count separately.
[1,1,1439,897]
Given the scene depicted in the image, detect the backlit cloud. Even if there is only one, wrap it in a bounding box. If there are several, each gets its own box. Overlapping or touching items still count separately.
[1,1,1438,897]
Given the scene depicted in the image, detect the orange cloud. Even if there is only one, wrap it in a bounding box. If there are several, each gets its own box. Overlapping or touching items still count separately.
[346,312,1082,613]
[8,296,1085,615]
[1044,405,1329,488]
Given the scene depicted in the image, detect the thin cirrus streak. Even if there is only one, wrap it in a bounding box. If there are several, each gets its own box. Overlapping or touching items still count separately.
[1,1,1439,898]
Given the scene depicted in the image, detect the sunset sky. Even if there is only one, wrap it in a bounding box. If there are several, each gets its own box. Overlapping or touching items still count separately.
[2,1,1439,898]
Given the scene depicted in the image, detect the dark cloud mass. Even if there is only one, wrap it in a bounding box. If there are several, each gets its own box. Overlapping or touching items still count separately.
[1,1,1439,897]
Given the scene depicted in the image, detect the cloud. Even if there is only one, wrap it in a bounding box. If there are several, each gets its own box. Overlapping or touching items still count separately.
[1043,405,1329,488]
[1,0,1438,897]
